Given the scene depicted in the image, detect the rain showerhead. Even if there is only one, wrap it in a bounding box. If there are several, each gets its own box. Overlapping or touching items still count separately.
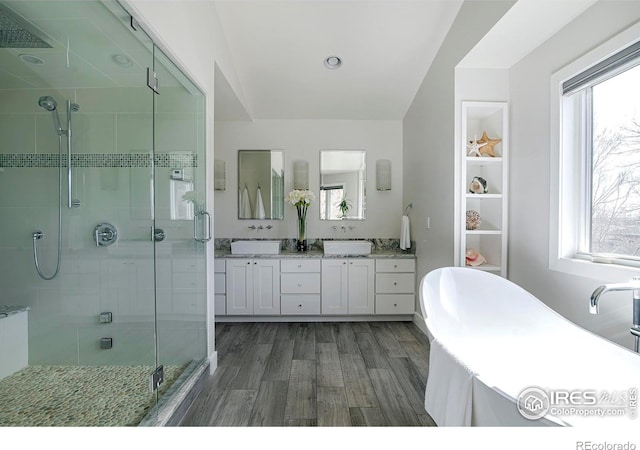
[38,95,57,112]
[0,3,52,48]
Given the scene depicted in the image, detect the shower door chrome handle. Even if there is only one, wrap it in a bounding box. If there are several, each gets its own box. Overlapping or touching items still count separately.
[194,211,212,243]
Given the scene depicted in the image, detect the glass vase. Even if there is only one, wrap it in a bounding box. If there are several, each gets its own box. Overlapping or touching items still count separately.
[297,216,308,252]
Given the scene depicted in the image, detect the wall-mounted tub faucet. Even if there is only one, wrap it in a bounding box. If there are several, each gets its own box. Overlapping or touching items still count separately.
[590,276,640,352]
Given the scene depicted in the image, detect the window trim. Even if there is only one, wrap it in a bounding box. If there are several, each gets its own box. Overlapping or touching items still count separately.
[549,21,640,282]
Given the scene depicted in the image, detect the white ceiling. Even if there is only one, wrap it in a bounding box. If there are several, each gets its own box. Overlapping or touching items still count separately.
[459,0,598,69]
[214,0,603,122]
[0,0,182,92]
[213,0,464,120]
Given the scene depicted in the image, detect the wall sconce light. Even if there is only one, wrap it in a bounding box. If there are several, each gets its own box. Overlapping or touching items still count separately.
[376,159,391,191]
[293,160,309,190]
[214,159,225,190]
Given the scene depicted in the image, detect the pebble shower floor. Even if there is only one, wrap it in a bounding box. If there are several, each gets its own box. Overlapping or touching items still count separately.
[0,365,185,426]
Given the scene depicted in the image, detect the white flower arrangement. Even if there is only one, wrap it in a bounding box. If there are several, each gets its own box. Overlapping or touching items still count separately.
[285,189,315,207]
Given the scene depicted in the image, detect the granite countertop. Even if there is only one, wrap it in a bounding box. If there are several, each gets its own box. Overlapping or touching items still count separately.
[214,249,415,259]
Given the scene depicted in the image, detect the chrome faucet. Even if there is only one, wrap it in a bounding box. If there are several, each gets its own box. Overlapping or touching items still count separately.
[590,276,640,352]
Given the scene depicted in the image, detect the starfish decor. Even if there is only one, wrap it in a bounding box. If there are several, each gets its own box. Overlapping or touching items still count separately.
[466,135,486,157]
[476,131,501,157]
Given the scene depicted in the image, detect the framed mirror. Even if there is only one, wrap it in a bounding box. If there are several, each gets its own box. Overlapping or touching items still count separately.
[319,150,366,220]
[238,150,284,220]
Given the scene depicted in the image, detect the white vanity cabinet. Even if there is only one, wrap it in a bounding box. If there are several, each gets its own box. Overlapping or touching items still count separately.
[375,259,416,314]
[225,259,280,315]
[321,258,375,315]
[280,259,321,315]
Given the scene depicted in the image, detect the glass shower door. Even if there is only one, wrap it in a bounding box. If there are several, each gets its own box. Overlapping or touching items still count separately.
[150,45,208,409]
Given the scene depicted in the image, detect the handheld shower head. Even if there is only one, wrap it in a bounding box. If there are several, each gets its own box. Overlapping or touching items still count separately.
[38,95,62,134]
[38,95,57,111]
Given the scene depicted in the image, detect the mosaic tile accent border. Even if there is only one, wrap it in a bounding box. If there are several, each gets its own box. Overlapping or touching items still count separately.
[0,152,197,168]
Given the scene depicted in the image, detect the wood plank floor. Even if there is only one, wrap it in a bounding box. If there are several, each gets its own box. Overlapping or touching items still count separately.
[181,321,435,427]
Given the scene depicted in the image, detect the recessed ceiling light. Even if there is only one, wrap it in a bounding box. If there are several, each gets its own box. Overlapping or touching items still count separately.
[324,56,342,69]
[18,54,44,65]
[112,54,133,68]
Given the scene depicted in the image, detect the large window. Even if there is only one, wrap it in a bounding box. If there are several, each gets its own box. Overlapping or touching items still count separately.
[566,42,640,263]
[551,30,640,277]
[587,63,640,258]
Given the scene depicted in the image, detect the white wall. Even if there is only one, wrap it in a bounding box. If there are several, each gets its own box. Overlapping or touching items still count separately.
[403,1,514,311]
[509,1,640,350]
[214,120,403,240]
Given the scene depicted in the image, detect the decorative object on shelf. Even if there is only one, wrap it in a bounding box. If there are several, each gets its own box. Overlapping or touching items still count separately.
[468,176,488,194]
[293,160,309,190]
[465,248,486,266]
[476,131,501,157]
[466,210,481,230]
[376,159,392,190]
[286,189,315,252]
[466,135,487,157]
[214,159,225,190]
[338,197,351,219]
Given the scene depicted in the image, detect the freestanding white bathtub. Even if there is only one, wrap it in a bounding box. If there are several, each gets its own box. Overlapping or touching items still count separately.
[419,267,640,426]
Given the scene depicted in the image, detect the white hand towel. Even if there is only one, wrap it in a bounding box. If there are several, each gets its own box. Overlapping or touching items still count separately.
[425,339,475,426]
[255,187,266,219]
[400,214,411,250]
[240,186,252,219]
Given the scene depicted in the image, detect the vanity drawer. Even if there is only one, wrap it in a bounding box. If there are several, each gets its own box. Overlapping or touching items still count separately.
[215,294,226,315]
[214,273,225,294]
[281,259,321,273]
[375,259,415,273]
[281,294,321,315]
[375,273,415,294]
[281,273,321,294]
[214,259,225,273]
[375,294,415,315]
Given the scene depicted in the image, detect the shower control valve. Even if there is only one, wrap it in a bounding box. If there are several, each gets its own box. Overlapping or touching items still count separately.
[94,223,118,247]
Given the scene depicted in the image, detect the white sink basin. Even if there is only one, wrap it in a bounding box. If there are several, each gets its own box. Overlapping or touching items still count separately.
[323,240,372,256]
[231,240,281,255]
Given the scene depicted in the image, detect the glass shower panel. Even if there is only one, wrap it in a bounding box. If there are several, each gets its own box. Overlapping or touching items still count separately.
[0,0,160,426]
[151,45,208,407]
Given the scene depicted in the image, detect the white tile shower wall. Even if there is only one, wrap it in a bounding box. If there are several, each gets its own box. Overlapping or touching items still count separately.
[0,87,204,366]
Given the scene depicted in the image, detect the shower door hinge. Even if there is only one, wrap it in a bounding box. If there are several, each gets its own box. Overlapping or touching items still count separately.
[150,365,164,393]
[147,68,159,94]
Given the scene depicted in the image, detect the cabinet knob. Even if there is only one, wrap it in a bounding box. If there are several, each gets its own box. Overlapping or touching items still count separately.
[394,303,397,307]
[298,304,302,308]
[246,262,250,265]
[297,264,302,268]
[254,262,257,265]
[297,282,303,286]
[394,265,397,268]
[393,282,398,286]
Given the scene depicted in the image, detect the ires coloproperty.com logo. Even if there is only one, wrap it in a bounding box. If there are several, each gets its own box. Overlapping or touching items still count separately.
[517,386,638,421]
